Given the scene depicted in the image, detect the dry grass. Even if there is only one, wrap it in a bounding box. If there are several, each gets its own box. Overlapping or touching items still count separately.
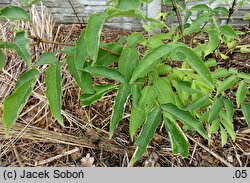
[0,4,249,167]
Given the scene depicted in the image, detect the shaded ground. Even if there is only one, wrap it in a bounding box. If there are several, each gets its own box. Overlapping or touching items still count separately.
[0,7,250,167]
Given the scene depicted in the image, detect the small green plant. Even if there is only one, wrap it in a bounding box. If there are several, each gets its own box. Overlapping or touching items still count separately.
[0,0,250,166]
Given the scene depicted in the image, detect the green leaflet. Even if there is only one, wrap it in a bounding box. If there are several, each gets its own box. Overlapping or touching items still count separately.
[3,71,38,136]
[80,84,116,106]
[236,81,247,108]
[185,95,210,111]
[66,56,94,94]
[109,84,131,137]
[212,68,229,79]
[85,13,106,63]
[130,106,162,166]
[0,49,6,70]
[176,80,202,94]
[155,63,172,75]
[220,112,236,141]
[96,43,123,66]
[118,47,139,81]
[129,106,146,140]
[75,31,87,69]
[15,69,40,89]
[164,117,189,157]
[13,31,32,67]
[216,75,239,95]
[127,33,144,47]
[130,44,176,83]
[205,58,217,68]
[241,103,250,127]
[222,98,234,123]
[35,52,58,66]
[0,5,30,21]
[213,7,229,15]
[208,120,220,135]
[220,25,239,40]
[220,125,227,147]
[184,15,211,35]
[208,97,223,123]
[131,84,142,108]
[161,103,209,140]
[105,7,144,20]
[154,78,176,105]
[45,62,64,126]
[195,30,220,56]
[83,66,127,83]
[117,0,141,10]
[139,86,157,112]
[174,46,214,87]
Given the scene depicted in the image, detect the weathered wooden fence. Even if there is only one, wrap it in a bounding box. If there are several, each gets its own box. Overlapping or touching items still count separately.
[0,0,249,29]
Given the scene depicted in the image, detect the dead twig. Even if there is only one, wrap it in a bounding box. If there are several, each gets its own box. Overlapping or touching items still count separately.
[35,147,79,166]
[186,134,234,167]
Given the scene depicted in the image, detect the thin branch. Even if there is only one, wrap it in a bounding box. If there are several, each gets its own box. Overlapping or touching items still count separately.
[30,36,121,57]
[67,0,82,25]
[226,0,238,24]
[171,0,184,35]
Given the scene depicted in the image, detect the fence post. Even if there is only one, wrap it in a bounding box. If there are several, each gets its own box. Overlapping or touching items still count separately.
[146,0,162,34]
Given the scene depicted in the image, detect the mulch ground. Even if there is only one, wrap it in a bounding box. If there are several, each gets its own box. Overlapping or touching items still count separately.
[0,19,250,167]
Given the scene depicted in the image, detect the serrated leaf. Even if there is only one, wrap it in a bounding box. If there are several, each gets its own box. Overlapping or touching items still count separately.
[212,68,229,79]
[13,31,32,67]
[66,56,94,94]
[213,7,229,15]
[186,95,210,111]
[164,117,189,157]
[127,33,144,47]
[129,106,146,140]
[220,125,227,147]
[131,84,142,108]
[161,103,208,140]
[109,84,131,137]
[176,80,202,94]
[208,97,223,123]
[208,120,220,135]
[174,46,214,87]
[130,106,162,166]
[139,86,157,112]
[45,62,64,126]
[0,49,6,70]
[3,72,38,136]
[220,25,239,40]
[96,43,122,66]
[83,66,127,83]
[117,0,141,10]
[0,5,30,21]
[155,63,172,75]
[80,84,116,106]
[118,47,139,81]
[35,52,58,66]
[236,81,247,108]
[75,31,87,69]
[154,78,176,105]
[222,98,234,123]
[241,103,250,127]
[220,112,236,141]
[130,43,179,83]
[216,75,239,95]
[85,13,106,63]
[15,69,40,89]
